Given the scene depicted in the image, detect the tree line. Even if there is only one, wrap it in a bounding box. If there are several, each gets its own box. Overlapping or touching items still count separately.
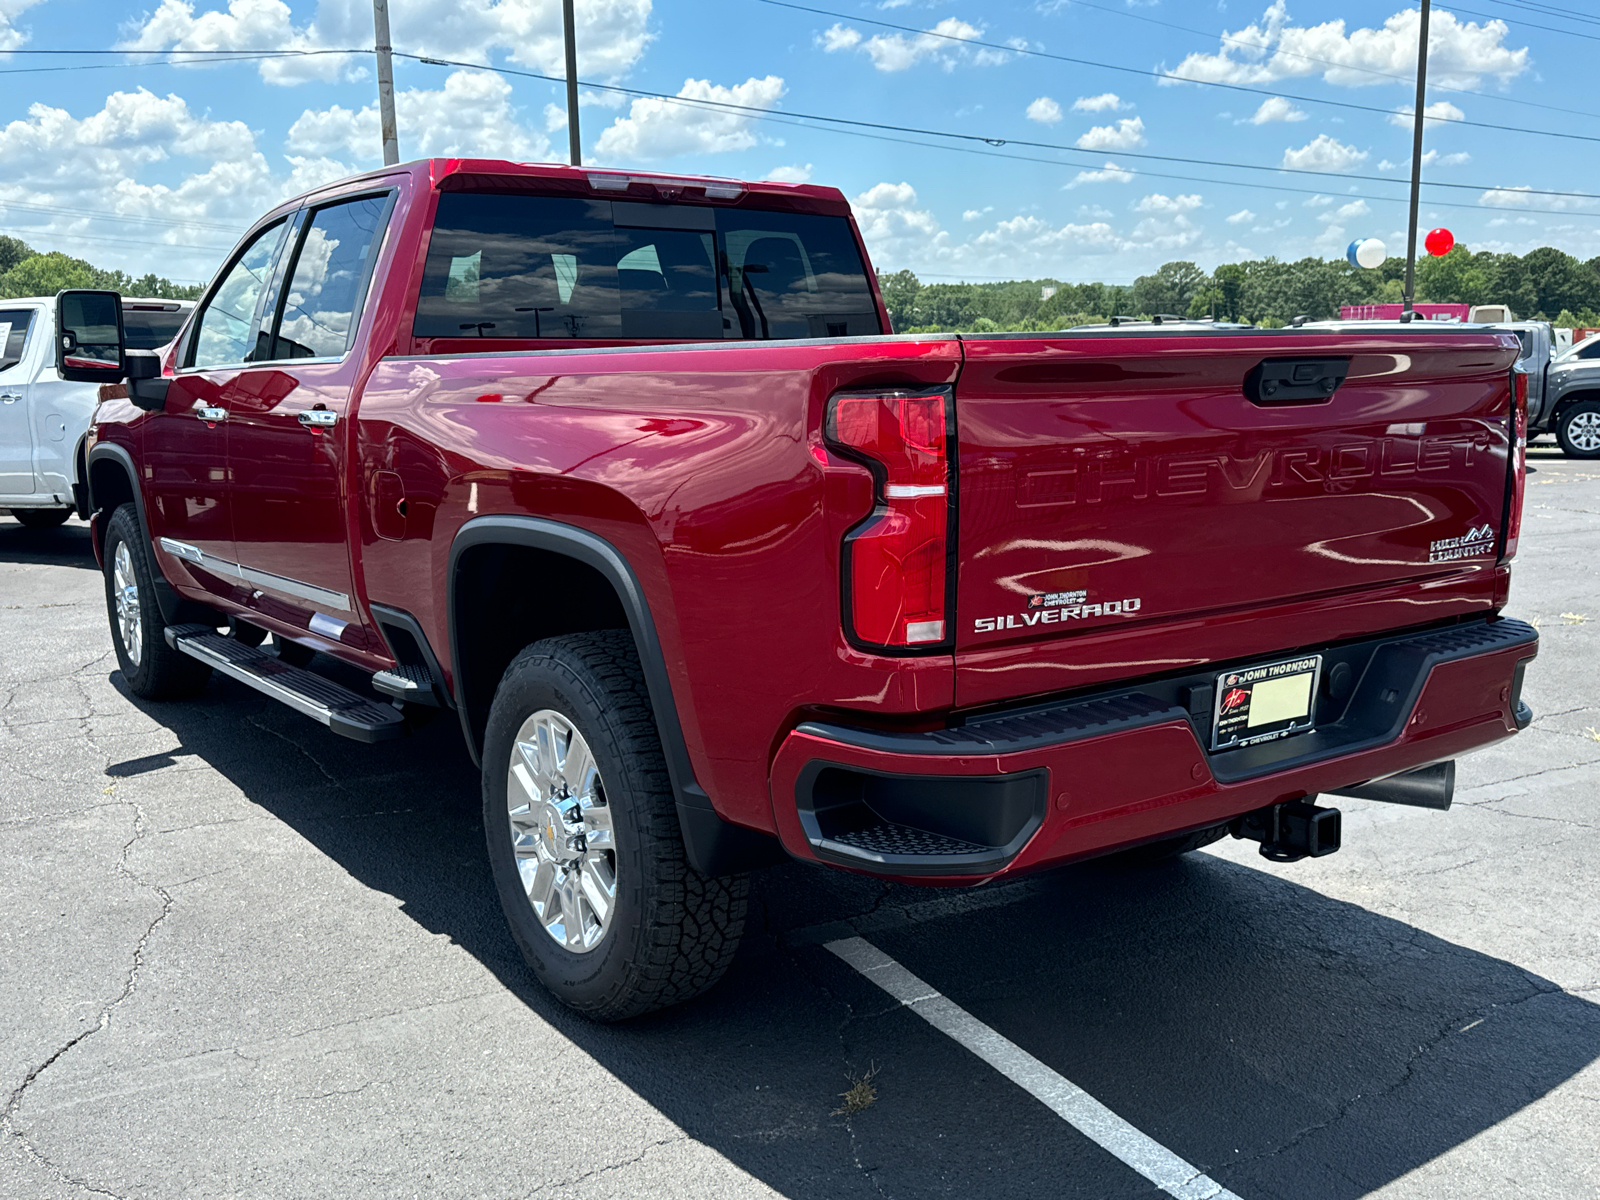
[0,235,202,302]
[878,244,1600,332]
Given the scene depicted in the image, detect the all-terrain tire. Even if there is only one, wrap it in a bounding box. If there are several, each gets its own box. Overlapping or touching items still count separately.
[482,630,748,1021]
[1109,822,1230,865]
[103,504,213,700]
[8,507,72,529]
[1556,400,1600,459]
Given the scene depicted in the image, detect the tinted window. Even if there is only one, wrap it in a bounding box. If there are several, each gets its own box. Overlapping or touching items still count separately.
[122,306,188,351]
[1579,341,1600,360]
[414,193,880,342]
[191,221,285,369]
[0,309,36,371]
[268,195,389,359]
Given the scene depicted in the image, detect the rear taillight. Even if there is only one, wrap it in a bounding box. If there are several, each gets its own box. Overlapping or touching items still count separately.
[826,387,953,649]
[1502,369,1528,562]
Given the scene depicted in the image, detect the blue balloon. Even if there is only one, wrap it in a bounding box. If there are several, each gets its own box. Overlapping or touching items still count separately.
[1347,239,1365,268]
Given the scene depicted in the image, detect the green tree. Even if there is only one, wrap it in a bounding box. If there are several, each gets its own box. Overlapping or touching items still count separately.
[876,269,922,332]
[1132,261,1207,317]
[1415,245,1487,305]
[0,251,112,299]
[1521,247,1588,318]
[0,235,34,274]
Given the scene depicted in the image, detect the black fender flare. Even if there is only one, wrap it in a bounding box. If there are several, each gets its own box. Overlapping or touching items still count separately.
[448,515,784,876]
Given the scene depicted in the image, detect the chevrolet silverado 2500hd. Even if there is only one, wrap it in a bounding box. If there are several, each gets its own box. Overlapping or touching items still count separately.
[60,159,1537,1020]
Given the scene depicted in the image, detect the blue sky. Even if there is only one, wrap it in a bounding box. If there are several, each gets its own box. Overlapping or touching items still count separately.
[0,0,1589,287]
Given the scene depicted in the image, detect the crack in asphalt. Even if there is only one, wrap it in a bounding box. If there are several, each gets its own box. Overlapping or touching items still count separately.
[1,800,171,1200]
[521,1133,691,1198]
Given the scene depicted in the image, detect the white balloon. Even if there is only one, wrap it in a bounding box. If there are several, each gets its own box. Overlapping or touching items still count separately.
[1355,238,1387,269]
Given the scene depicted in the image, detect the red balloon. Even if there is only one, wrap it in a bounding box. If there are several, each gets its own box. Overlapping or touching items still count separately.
[1425,227,1455,256]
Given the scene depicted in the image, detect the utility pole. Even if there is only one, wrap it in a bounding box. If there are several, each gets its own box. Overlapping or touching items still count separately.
[373,0,399,166]
[563,0,581,166]
[1402,0,1431,318]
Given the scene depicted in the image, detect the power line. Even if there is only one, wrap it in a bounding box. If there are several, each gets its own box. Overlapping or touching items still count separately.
[0,225,230,255]
[1479,0,1600,28]
[0,50,358,77]
[756,0,1600,152]
[0,200,243,234]
[401,50,1600,204]
[1450,2,1600,43]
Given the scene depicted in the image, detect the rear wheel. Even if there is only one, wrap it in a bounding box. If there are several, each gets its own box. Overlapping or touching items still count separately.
[482,630,748,1021]
[103,504,212,699]
[1556,401,1600,458]
[8,507,71,529]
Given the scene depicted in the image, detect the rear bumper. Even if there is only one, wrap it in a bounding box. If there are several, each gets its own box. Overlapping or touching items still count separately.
[768,617,1538,881]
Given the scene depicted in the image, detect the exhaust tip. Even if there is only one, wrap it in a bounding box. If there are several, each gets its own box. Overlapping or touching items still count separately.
[1328,761,1455,811]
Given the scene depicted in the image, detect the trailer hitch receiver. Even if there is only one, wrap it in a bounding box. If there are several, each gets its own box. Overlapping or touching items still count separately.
[1231,798,1341,863]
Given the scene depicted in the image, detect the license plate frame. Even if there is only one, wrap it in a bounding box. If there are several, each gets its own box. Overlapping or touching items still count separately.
[1211,654,1323,752]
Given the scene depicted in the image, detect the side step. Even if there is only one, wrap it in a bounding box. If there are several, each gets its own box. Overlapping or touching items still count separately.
[164,624,405,743]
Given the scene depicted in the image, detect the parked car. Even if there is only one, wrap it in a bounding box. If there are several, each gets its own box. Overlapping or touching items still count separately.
[66,159,1536,1020]
[0,296,193,526]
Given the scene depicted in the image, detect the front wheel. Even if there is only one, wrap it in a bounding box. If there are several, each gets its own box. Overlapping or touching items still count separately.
[8,507,71,529]
[482,630,748,1022]
[103,504,212,700]
[1556,401,1600,459]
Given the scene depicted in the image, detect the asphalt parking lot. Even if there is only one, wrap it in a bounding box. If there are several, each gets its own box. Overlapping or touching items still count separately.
[2,442,1597,1200]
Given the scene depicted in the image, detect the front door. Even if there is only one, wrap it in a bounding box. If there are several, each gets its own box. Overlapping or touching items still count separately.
[225,192,393,646]
[149,217,290,602]
[0,307,41,496]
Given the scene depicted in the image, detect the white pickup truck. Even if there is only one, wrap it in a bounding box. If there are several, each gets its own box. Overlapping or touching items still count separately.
[0,295,192,526]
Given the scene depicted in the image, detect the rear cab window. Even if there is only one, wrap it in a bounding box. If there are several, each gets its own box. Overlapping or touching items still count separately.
[0,308,37,372]
[413,193,881,344]
[122,305,189,351]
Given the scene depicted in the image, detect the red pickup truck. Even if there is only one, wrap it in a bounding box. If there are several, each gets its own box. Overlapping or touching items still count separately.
[61,158,1536,1021]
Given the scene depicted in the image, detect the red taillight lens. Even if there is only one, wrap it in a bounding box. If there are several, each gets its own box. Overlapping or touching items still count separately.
[1503,369,1528,562]
[827,388,952,648]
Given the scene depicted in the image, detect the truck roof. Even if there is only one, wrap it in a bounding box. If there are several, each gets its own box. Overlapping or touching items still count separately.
[289,157,853,217]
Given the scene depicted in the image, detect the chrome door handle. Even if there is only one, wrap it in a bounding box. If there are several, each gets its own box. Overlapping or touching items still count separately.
[195,406,227,422]
[0,393,20,404]
[298,410,338,428]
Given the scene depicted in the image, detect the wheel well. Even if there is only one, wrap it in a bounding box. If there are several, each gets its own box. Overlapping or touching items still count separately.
[452,542,631,749]
[87,455,136,556]
[1554,390,1600,420]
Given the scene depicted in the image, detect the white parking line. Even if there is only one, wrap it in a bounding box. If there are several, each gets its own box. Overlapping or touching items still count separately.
[827,936,1245,1200]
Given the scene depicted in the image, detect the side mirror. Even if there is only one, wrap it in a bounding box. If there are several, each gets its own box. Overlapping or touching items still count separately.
[56,289,126,383]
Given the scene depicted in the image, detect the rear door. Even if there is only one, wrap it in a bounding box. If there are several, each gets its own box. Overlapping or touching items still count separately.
[953,331,1519,705]
[225,189,395,646]
[0,307,41,496]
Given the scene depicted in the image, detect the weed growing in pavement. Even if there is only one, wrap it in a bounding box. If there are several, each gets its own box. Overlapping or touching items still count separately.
[832,1064,881,1116]
[1562,613,1589,625]
[1585,727,1600,743]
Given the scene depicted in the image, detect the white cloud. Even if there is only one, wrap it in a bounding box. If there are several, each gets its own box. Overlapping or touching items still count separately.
[1388,100,1465,129]
[1134,193,1202,213]
[851,180,1207,280]
[1379,148,1472,171]
[820,16,1004,72]
[1163,2,1528,91]
[592,75,784,160]
[121,0,653,86]
[764,163,813,183]
[1282,133,1367,172]
[0,0,44,51]
[1480,185,1534,208]
[962,206,993,221]
[1066,161,1135,187]
[1320,198,1370,222]
[1226,208,1256,224]
[1026,97,1063,124]
[1076,116,1145,151]
[286,70,551,163]
[1247,96,1307,124]
[1072,92,1127,113]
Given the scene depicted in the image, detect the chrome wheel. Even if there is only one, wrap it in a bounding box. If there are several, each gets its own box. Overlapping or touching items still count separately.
[1568,409,1600,453]
[505,709,616,953]
[112,540,142,667]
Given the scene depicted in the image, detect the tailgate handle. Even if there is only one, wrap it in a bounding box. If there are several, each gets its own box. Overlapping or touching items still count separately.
[1247,357,1349,405]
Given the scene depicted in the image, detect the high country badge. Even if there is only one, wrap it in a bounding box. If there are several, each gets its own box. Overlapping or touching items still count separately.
[1428,523,1495,563]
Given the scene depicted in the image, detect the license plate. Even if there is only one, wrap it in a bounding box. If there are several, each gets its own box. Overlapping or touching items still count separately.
[1211,655,1322,751]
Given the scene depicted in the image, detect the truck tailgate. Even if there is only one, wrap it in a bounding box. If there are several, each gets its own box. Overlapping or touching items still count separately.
[954,330,1519,705]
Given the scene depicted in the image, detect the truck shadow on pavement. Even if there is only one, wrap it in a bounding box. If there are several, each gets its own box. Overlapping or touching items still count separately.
[0,516,99,570]
[113,669,1600,1200]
